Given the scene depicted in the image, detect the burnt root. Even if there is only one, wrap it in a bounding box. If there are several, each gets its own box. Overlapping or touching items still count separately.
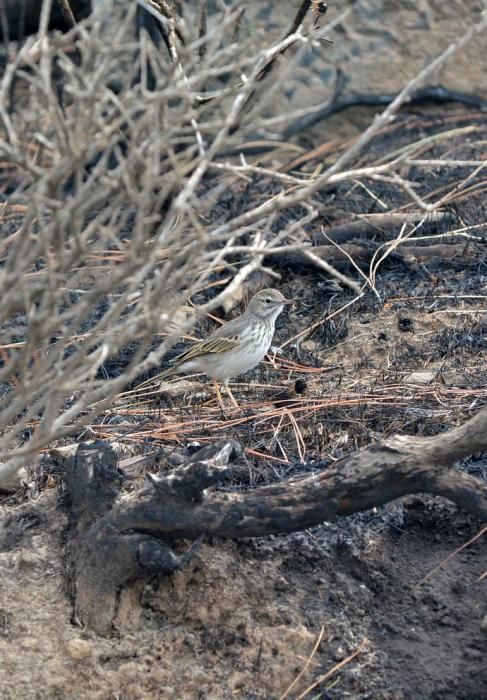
[63,411,487,634]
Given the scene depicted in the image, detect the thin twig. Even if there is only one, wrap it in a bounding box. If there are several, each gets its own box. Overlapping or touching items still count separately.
[56,0,77,29]
[279,625,325,700]
[414,526,487,589]
[296,638,369,700]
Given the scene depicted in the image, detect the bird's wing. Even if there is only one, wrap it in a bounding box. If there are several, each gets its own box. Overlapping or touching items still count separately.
[174,334,239,365]
[136,322,241,388]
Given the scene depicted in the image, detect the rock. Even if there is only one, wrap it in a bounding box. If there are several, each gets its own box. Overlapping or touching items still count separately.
[463,647,483,661]
[123,683,152,700]
[274,575,290,592]
[65,638,92,660]
[20,637,39,650]
[0,463,28,492]
[404,370,438,385]
[14,545,47,574]
[118,661,141,678]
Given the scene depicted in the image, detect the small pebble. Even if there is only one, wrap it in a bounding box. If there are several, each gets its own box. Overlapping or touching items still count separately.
[20,636,38,650]
[123,683,152,700]
[274,575,289,592]
[65,638,91,660]
[463,647,483,661]
[404,370,437,385]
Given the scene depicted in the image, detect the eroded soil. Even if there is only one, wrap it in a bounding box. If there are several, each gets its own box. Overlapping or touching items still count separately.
[1,482,485,699]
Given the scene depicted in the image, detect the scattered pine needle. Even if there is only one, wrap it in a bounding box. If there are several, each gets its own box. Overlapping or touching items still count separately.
[414,525,487,589]
[244,447,290,464]
[287,409,306,464]
[279,625,325,700]
[296,637,369,700]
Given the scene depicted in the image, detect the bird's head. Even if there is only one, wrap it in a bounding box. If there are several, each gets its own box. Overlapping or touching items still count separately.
[247,288,292,321]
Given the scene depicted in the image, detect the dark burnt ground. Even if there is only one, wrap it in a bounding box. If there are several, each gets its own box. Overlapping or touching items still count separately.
[84,111,487,698]
[106,112,487,472]
[1,112,486,699]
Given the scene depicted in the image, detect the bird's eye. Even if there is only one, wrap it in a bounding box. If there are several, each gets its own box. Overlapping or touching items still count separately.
[265,297,272,304]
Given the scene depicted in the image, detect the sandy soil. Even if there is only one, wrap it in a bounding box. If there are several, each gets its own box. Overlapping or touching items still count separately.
[1,467,485,699]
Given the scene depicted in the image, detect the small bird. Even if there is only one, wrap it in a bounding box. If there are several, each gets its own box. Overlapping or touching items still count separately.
[154,288,292,408]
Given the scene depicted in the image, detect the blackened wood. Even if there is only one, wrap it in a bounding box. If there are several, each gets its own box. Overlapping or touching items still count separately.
[311,211,454,245]
[0,0,91,40]
[264,241,476,272]
[64,408,487,633]
[109,409,487,540]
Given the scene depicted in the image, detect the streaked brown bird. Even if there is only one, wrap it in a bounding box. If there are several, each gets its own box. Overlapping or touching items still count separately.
[155,288,292,408]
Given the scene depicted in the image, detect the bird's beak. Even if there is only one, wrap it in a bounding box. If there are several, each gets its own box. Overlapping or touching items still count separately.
[283,299,295,308]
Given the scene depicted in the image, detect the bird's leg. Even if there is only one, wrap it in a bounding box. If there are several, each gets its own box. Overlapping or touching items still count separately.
[213,379,227,413]
[224,380,239,409]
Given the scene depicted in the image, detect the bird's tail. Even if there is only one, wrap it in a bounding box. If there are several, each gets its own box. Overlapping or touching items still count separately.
[136,366,174,392]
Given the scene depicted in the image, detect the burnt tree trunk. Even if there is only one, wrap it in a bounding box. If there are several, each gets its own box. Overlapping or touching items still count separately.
[0,0,92,40]
[62,408,487,634]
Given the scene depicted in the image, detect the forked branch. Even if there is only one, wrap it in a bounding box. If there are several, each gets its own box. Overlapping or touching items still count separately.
[63,408,487,633]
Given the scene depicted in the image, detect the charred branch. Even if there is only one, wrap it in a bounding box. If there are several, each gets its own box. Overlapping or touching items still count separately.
[63,408,487,633]
[265,241,482,272]
[312,211,455,245]
[282,85,487,142]
[0,0,91,40]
